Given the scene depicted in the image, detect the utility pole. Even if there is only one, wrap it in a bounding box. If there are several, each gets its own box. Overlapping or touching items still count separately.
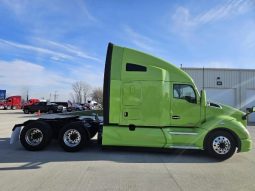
[53,91,58,102]
[26,90,29,101]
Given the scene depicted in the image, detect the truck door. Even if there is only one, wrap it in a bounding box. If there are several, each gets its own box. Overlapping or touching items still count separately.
[170,83,201,127]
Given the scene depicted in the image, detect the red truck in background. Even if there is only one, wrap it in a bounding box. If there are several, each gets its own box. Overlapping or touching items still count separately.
[22,98,40,108]
[0,96,22,110]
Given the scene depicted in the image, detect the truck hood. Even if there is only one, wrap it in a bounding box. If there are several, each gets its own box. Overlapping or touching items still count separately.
[206,102,246,126]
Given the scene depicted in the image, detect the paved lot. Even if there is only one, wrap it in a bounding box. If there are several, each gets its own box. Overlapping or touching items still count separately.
[0,110,255,191]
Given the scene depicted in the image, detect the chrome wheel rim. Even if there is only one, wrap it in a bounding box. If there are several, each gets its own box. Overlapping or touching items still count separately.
[212,136,231,155]
[25,128,43,146]
[63,129,81,147]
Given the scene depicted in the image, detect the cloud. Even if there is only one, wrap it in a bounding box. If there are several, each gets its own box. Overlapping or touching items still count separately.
[35,39,101,62]
[1,0,97,22]
[123,25,156,52]
[0,38,101,62]
[0,39,71,60]
[0,59,104,100]
[171,0,255,30]
[0,59,71,87]
[1,0,99,38]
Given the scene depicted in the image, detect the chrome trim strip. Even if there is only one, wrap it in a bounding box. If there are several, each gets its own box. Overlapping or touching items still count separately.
[168,132,198,135]
[169,146,200,149]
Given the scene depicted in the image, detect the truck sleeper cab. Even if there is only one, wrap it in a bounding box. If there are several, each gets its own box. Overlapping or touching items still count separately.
[11,43,253,160]
[102,43,253,160]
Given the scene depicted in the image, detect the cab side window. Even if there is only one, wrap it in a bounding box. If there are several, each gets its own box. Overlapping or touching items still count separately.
[173,84,196,103]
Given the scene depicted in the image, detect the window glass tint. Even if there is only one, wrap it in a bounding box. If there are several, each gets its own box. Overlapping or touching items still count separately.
[126,63,147,72]
[173,84,196,103]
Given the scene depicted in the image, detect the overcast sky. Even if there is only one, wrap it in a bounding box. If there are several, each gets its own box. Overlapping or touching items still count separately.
[0,0,255,101]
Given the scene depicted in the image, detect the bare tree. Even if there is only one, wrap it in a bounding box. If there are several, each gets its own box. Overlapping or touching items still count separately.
[72,81,83,104]
[91,87,103,105]
[82,82,91,103]
[69,93,76,103]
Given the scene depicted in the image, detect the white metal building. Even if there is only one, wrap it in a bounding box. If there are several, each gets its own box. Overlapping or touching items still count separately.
[182,67,255,122]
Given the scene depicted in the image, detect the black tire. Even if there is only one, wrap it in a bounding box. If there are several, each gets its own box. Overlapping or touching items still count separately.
[20,121,53,151]
[48,110,53,114]
[24,109,29,114]
[58,121,88,152]
[205,130,236,160]
[12,106,16,110]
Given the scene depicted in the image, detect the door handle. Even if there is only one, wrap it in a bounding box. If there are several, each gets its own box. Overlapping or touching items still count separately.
[172,115,180,119]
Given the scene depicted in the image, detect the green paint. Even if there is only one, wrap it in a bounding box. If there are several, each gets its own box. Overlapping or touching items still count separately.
[102,44,252,153]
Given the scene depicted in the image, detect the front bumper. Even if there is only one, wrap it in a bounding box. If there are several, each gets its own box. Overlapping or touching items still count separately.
[239,138,253,152]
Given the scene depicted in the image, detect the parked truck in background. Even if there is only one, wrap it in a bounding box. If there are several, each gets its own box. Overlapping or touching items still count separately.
[23,101,63,114]
[0,96,22,110]
[22,98,40,108]
[11,43,254,160]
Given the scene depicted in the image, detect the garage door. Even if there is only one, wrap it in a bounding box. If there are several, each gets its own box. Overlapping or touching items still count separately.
[245,89,255,122]
[205,88,236,107]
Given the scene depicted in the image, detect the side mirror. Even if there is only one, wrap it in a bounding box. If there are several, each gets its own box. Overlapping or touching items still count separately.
[200,90,207,107]
[242,106,255,120]
[246,107,255,113]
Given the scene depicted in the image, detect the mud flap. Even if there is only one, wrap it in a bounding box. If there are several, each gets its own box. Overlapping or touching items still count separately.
[10,126,22,144]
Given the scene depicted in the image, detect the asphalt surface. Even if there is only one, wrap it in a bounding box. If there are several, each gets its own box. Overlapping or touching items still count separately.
[0,110,255,191]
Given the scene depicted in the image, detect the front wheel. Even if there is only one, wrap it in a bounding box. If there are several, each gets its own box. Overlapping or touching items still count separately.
[58,122,88,152]
[205,130,236,160]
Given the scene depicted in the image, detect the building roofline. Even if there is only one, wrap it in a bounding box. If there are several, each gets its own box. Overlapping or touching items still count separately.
[182,67,255,72]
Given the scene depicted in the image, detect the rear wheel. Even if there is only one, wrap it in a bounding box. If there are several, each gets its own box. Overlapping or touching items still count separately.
[205,130,236,160]
[58,122,88,152]
[20,121,53,151]
[12,106,16,110]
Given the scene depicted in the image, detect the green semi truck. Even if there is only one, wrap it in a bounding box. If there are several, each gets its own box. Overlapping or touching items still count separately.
[11,43,254,160]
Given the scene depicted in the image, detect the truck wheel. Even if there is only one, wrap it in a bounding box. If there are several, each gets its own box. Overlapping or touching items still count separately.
[12,106,16,110]
[24,109,29,114]
[58,122,88,152]
[20,121,53,151]
[205,130,236,160]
